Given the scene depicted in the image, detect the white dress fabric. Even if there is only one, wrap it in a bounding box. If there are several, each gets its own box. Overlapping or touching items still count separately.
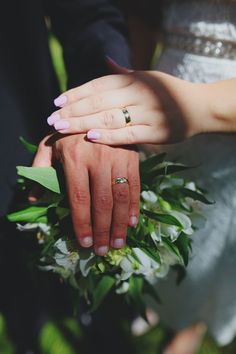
[149,0,236,346]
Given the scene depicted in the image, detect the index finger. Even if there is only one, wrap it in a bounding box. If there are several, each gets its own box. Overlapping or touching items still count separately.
[54,74,133,107]
[63,163,93,248]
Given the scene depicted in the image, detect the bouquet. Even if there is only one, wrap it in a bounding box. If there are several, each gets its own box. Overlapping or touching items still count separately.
[7,139,211,315]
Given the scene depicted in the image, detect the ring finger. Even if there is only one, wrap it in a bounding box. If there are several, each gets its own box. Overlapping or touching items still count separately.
[52,106,154,134]
[110,167,130,249]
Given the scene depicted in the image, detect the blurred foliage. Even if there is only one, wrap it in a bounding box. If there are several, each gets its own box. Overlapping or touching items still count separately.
[0,314,15,354]
[49,34,67,92]
[39,318,83,354]
[1,310,236,354]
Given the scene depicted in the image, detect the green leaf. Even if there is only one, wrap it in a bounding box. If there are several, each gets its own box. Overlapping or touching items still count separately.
[17,166,61,194]
[177,188,214,205]
[162,238,184,265]
[7,206,48,223]
[91,276,115,312]
[129,276,147,320]
[143,279,161,304]
[140,153,166,174]
[174,233,191,266]
[19,136,38,154]
[143,210,182,227]
[141,163,191,185]
[56,207,70,219]
[141,247,161,265]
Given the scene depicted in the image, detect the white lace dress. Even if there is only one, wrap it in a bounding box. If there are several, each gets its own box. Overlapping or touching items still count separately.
[149,0,236,346]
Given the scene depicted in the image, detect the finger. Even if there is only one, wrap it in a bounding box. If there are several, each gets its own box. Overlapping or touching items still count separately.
[29,135,53,202]
[90,168,113,256]
[64,164,93,248]
[87,125,159,145]
[32,135,53,167]
[53,74,133,108]
[54,89,136,123]
[52,106,149,134]
[110,169,130,249]
[128,152,140,228]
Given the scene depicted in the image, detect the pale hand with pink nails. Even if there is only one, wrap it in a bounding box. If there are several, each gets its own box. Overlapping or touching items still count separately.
[47,113,61,126]
[54,95,67,107]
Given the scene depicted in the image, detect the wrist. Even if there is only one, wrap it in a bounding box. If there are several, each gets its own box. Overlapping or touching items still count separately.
[203,80,236,134]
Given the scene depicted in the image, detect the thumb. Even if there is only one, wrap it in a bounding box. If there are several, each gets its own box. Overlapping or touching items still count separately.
[32,134,53,167]
[105,56,133,74]
[29,135,53,203]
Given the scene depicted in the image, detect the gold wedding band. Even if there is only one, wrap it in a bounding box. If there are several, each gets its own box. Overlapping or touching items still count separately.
[122,108,132,126]
[112,177,129,185]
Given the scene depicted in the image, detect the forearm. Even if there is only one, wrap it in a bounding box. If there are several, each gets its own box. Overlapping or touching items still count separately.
[152,73,236,137]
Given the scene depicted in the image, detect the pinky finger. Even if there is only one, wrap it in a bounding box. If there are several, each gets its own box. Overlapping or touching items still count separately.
[86,126,158,145]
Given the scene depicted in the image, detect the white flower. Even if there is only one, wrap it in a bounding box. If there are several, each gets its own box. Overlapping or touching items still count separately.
[79,250,95,277]
[159,177,184,190]
[185,182,197,191]
[161,225,180,241]
[116,281,129,294]
[17,222,50,234]
[141,191,158,204]
[150,229,162,244]
[169,211,193,236]
[53,238,79,273]
[54,252,79,272]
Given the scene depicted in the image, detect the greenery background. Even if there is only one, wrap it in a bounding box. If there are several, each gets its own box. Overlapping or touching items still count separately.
[1,36,236,354]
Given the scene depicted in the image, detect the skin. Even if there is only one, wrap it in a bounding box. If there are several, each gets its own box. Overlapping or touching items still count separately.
[31,133,140,256]
[47,67,236,145]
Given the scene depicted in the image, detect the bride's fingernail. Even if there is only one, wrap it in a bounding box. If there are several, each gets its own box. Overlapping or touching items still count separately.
[54,95,67,107]
[129,216,138,227]
[54,120,70,131]
[87,130,100,140]
[47,113,60,126]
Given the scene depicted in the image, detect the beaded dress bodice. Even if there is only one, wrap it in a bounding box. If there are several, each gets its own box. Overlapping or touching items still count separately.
[151,0,236,347]
[156,0,236,81]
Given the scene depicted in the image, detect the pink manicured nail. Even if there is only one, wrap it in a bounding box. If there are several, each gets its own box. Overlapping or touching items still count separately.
[95,246,108,256]
[129,216,138,227]
[80,237,93,247]
[54,95,67,107]
[54,120,70,131]
[47,113,60,126]
[87,130,100,140]
[113,238,124,249]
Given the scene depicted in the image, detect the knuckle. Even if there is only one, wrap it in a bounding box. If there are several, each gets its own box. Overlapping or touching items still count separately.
[126,127,136,144]
[89,95,103,111]
[90,78,104,92]
[93,228,110,244]
[113,185,129,204]
[74,223,92,236]
[94,192,113,211]
[112,221,128,229]
[76,118,85,132]
[130,200,140,211]
[103,110,114,128]
[72,188,90,205]
[129,176,141,190]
